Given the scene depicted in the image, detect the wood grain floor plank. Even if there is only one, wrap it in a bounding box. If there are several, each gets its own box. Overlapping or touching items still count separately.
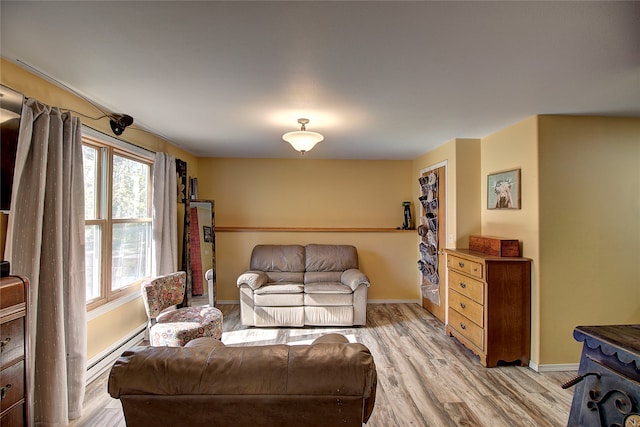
[71,303,575,427]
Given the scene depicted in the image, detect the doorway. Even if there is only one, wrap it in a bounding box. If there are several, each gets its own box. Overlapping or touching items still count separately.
[418,164,446,322]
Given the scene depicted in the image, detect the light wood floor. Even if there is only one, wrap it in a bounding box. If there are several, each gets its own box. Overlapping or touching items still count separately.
[72,303,575,426]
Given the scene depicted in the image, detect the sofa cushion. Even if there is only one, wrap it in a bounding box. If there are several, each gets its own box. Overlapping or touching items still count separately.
[255,306,304,327]
[250,245,305,272]
[304,282,352,294]
[305,293,353,306]
[304,271,342,284]
[254,283,304,295]
[305,306,354,326]
[255,293,304,307]
[266,271,304,284]
[305,244,358,272]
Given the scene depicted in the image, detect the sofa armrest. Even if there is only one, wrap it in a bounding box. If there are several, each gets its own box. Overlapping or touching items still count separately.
[341,268,370,291]
[237,270,269,290]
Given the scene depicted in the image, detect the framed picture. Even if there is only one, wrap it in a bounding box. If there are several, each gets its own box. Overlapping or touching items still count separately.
[487,168,521,210]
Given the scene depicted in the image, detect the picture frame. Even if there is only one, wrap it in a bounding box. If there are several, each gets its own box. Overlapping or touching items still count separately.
[487,168,521,210]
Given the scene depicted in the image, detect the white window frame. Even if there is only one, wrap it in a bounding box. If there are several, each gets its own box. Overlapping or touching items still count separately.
[82,126,154,311]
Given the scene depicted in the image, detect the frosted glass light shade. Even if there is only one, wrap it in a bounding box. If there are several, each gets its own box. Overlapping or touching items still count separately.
[282,130,324,153]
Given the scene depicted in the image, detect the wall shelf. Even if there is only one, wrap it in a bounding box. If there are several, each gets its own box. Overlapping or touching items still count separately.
[217,226,416,233]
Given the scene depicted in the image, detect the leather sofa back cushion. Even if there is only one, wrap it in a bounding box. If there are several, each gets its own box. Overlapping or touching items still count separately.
[109,342,376,397]
[266,272,305,283]
[304,271,342,283]
[250,245,305,272]
[305,244,358,272]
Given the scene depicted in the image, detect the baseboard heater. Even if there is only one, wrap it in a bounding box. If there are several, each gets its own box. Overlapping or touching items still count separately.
[86,323,147,384]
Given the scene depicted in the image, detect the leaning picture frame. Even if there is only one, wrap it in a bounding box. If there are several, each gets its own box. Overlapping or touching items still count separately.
[487,168,521,210]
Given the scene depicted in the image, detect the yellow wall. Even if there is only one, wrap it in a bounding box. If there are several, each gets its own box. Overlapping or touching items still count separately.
[480,116,541,362]
[86,298,147,359]
[198,158,413,228]
[537,115,640,364]
[454,139,483,247]
[412,139,481,251]
[197,158,419,301]
[1,59,197,360]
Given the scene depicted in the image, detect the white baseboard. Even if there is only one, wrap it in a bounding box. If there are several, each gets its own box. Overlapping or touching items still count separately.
[86,323,147,384]
[217,299,422,305]
[368,299,421,304]
[529,361,579,372]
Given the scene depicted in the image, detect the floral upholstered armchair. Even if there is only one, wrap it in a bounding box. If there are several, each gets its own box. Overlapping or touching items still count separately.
[140,271,223,346]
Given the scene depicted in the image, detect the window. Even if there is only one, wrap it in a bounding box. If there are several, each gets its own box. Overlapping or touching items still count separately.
[83,133,153,309]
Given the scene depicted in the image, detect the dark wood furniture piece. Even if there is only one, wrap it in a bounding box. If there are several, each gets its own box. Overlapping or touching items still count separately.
[565,325,640,427]
[0,276,29,427]
[445,249,531,367]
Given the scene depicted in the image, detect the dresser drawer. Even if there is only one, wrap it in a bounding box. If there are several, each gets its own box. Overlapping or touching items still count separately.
[448,290,483,327]
[0,318,25,368]
[448,270,484,304]
[0,279,25,311]
[447,254,483,279]
[0,401,24,427]
[448,309,483,350]
[0,360,24,413]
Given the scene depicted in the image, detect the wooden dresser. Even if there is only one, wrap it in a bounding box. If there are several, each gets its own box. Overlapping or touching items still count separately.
[0,276,29,427]
[445,249,531,367]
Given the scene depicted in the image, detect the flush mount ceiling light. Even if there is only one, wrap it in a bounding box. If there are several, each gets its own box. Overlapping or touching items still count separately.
[282,118,324,155]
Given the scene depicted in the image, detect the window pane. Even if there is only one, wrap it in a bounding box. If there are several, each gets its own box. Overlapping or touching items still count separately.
[83,145,98,219]
[111,222,151,290]
[112,154,149,219]
[85,224,101,301]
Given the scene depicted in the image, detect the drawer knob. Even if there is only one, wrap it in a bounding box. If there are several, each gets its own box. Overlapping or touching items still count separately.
[460,322,466,330]
[458,262,465,268]
[0,337,10,351]
[460,302,466,309]
[0,384,12,400]
[459,282,466,289]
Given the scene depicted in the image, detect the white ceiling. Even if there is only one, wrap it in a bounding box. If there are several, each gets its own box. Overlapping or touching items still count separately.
[1,1,639,159]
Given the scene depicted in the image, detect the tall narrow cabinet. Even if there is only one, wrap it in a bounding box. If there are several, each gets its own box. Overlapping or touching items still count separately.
[445,249,531,367]
[0,275,29,426]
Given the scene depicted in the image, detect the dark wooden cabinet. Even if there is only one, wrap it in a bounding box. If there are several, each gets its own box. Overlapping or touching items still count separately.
[445,249,531,367]
[1,276,29,427]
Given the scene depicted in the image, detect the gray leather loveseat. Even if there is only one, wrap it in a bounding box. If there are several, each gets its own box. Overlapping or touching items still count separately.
[237,244,370,327]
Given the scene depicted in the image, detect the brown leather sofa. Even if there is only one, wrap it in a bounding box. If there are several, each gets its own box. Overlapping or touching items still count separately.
[108,334,377,427]
[237,244,370,327]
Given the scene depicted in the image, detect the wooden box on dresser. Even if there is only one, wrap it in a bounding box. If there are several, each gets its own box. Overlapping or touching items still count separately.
[1,276,29,427]
[445,249,531,368]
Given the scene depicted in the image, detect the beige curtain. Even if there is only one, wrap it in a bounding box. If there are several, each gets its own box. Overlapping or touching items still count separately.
[6,98,86,425]
[152,152,178,275]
